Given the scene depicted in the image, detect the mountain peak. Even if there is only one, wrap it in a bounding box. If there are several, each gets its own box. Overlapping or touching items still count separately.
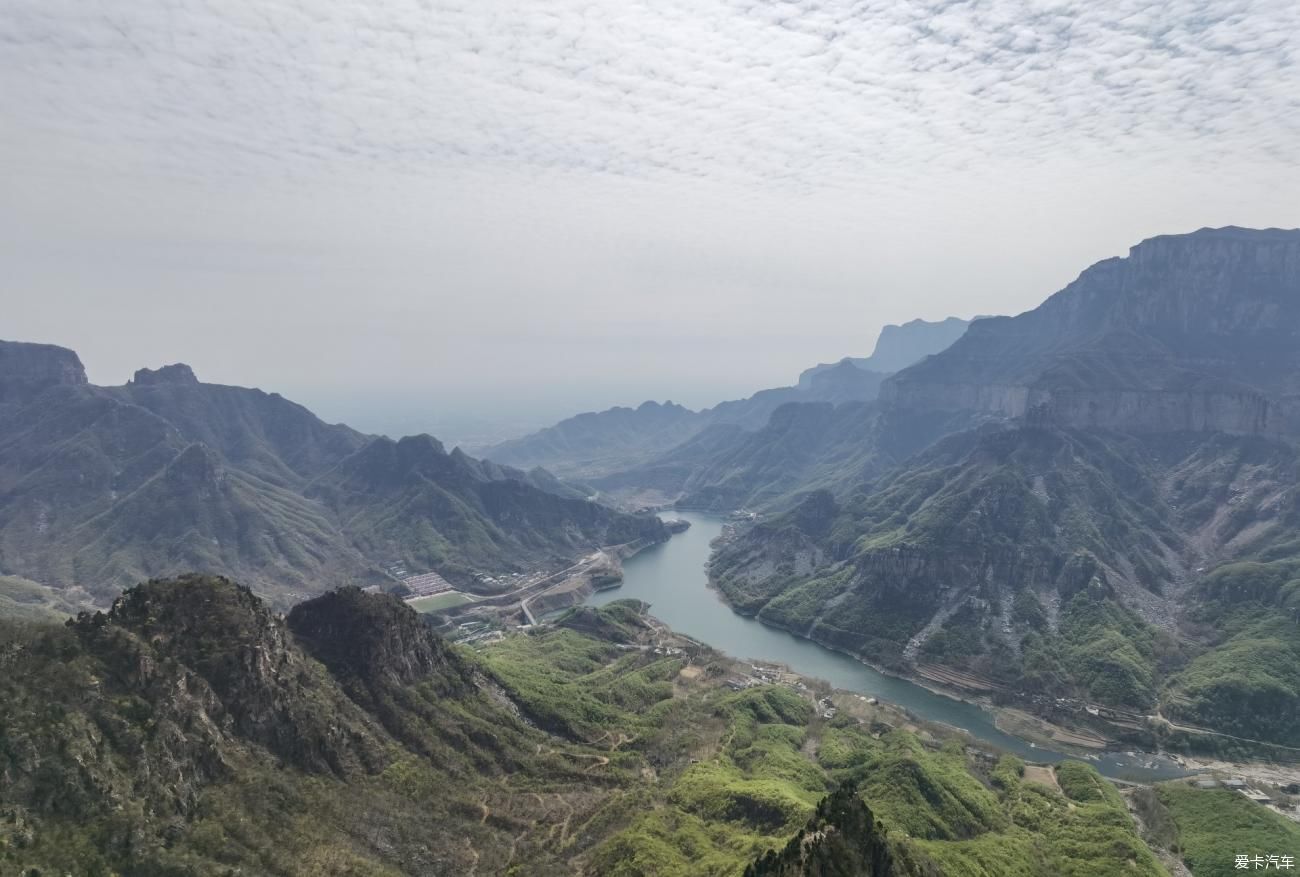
[0,339,88,403]
[131,363,200,385]
[636,399,688,413]
[287,587,472,694]
[865,317,972,373]
[396,433,447,456]
[884,226,1300,435]
[70,574,387,779]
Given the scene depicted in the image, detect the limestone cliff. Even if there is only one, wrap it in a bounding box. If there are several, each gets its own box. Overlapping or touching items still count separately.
[883,227,1300,435]
[0,340,87,403]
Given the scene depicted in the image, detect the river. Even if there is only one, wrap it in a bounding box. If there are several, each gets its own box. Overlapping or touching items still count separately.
[585,510,1188,783]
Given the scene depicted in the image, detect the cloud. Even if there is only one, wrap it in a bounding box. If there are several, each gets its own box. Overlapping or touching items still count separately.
[2,0,1296,192]
[0,0,1296,441]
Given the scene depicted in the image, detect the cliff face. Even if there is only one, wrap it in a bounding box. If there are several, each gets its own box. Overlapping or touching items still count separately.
[0,340,87,404]
[130,363,200,386]
[863,316,972,374]
[883,227,1300,435]
[798,316,971,387]
[886,382,1280,433]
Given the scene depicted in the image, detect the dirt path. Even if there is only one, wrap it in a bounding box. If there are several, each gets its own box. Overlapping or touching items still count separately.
[553,794,575,845]
[609,732,637,750]
[1155,712,1300,753]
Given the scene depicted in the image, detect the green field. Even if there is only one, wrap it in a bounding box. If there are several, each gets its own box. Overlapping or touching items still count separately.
[408,591,474,612]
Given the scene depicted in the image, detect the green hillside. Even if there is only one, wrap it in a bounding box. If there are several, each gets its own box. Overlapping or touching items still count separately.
[0,576,1180,877]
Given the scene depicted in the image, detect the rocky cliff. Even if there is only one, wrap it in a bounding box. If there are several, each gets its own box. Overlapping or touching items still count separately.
[0,340,87,404]
[883,227,1300,435]
[799,316,972,388]
[131,362,200,385]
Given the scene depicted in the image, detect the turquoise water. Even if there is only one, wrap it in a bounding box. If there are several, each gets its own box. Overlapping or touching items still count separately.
[587,510,1188,783]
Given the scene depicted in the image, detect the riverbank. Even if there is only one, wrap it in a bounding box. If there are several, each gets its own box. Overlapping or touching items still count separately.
[699,527,1300,785]
[722,597,1130,757]
[585,511,1193,782]
[525,533,675,618]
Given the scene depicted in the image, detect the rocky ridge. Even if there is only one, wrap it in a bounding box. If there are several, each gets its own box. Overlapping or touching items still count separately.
[883,227,1300,435]
[0,345,663,605]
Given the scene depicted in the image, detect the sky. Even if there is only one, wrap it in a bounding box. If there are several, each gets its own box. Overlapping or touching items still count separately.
[2,0,1298,446]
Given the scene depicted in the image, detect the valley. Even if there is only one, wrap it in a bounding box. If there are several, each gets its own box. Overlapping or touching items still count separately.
[581,511,1192,783]
[463,228,1300,767]
[6,227,1300,875]
[7,0,1300,867]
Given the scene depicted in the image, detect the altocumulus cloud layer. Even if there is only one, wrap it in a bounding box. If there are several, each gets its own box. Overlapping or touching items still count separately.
[1,0,1298,439]
[5,0,1297,184]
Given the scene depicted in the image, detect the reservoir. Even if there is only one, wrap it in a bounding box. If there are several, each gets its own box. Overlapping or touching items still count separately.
[586,510,1188,783]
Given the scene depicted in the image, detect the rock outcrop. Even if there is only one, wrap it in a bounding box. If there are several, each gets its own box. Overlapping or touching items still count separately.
[798,316,972,388]
[73,575,389,778]
[0,340,87,403]
[745,782,911,877]
[131,363,200,385]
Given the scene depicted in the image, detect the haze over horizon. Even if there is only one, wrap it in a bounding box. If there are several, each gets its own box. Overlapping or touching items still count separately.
[4,0,1298,443]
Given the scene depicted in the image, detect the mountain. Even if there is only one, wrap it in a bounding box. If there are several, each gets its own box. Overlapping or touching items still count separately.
[479,356,889,482]
[1,575,1181,876]
[709,227,1300,750]
[744,782,909,877]
[0,340,87,404]
[307,433,666,584]
[0,341,663,606]
[477,399,702,479]
[797,316,971,387]
[883,227,1300,434]
[479,318,963,505]
[0,577,537,874]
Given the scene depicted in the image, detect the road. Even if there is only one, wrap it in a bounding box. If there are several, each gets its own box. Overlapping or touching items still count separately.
[520,551,607,625]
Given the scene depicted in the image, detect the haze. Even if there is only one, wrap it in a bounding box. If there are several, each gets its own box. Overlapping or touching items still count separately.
[3,0,1298,445]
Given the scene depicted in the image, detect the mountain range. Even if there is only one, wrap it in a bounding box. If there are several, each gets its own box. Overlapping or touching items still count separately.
[471,227,1300,752]
[477,316,973,501]
[703,227,1300,749]
[0,345,664,607]
[5,226,1300,875]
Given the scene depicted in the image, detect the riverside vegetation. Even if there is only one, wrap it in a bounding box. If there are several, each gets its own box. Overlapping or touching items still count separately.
[2,576,1293,876]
